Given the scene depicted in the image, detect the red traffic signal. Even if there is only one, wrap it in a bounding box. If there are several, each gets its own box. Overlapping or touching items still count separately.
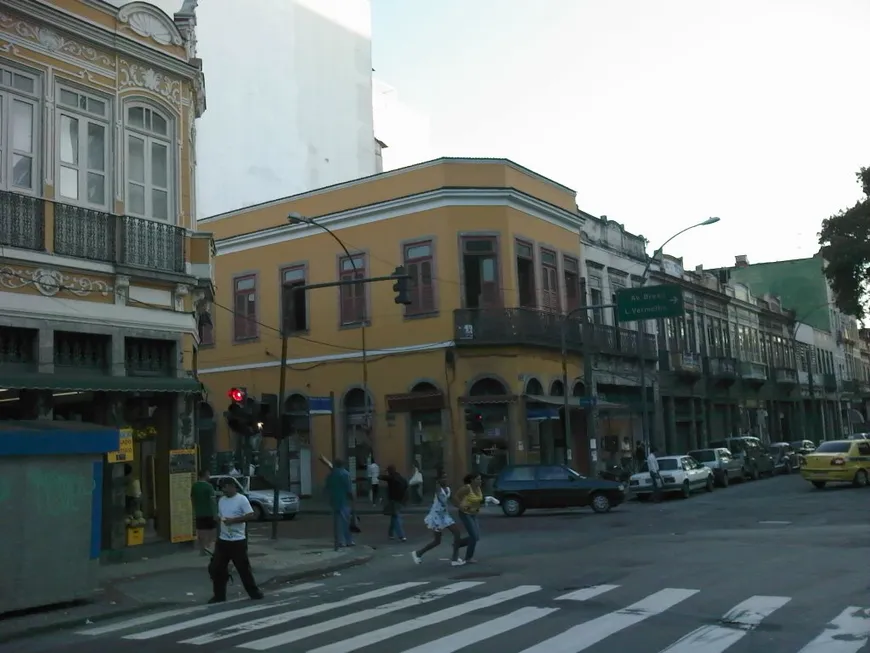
[228,387,246,403]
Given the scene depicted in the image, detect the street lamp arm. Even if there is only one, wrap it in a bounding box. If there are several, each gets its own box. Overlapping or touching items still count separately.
[288,213,357,270]
[640,217,721,282]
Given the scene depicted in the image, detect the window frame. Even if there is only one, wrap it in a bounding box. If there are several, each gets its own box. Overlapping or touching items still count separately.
[402,239,437,317]
[199,302,215,347]
[539,246,560,312]
[562,254,581,313]
[458,233,502,309]
[514,238,536,309]
[232,273,259,342]
[123,102,174,222]
[55,83,112,210]
[337,252,368,327]
[0,64,41,196]
[280,263,309,334]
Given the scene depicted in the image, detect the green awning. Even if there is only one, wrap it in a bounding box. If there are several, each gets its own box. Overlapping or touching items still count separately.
[1,373,203,394]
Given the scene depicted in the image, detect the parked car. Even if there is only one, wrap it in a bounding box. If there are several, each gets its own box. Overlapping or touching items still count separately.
[846,432,870,440]
[629,455,714,499]
[210,474,301,520]
[492,464,626,517]
[801,439,870,489]
[768,442,799,474]
[709,436,775,480]
[687,448,743,487]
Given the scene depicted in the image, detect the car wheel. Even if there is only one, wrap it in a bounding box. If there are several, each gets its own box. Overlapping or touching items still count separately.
[705,476,714,492]
[590,493,611,513]
[284,513,297,520]
[637,494,650,502]
[783,462,792,475]
[812,481,826,489]
[720,473,729,488]
[853,469,868,488]
[681,481,691,499]
[750,466,760,481]
[502,497,524,517]
[251,503,264,521]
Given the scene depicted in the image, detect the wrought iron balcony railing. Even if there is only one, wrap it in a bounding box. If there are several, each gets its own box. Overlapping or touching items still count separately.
[453,308,656,357]
[707,356,738,380]
[0,189,44,251]
[774,367,799,385]
[669,351,703,375]
[739,361,768,382]
[53,202,186,273]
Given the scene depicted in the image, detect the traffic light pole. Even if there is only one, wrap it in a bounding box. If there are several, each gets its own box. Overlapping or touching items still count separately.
[271,330,289,540]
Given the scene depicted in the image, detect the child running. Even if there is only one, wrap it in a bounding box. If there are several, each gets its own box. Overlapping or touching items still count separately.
[411,471,468,567]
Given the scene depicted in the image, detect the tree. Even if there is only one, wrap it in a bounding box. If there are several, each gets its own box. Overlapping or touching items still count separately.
[818,167,870,319]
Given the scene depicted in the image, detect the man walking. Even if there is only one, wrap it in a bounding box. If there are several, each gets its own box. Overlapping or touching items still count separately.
[380,464,409,542]
[367,458,380,505]
[325,459,354,550]
[208,478,263,603]
[647,446,662,503]
[191,469,216,556]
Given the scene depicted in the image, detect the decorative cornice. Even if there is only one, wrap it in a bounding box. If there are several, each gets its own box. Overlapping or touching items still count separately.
[216,187,586,256]
[118,2,184,47]
[0,266,112,298]
[119,58,183,110]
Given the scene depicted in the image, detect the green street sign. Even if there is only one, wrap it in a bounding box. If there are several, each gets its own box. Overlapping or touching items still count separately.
[615,284,685,322]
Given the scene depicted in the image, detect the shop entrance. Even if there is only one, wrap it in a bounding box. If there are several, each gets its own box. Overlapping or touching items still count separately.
[466,377,511,495]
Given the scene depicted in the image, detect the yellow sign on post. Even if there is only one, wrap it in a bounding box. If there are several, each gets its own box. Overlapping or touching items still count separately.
[107,428,134,463]
[169,448,197,543]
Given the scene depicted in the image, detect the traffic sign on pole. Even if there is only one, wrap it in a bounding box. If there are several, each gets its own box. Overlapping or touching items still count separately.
[615,284,685,322]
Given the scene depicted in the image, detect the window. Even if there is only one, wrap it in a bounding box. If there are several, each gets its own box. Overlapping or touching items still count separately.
[540,249,560,311]
[404,241,436,314]
[498,466,535,482]
[536,466,569,481]
[815,441,850,454]
[588,274,603,324]
[515,240,536,308]
[125,105,172,221]
[56,87,110,208]
[281,266,308,333]
[563,256,580,312]
[0,66,39,193]
[339,254,367,325]
[688,449,715,462]
[199,303,214,346]
[233,275,258,341]
[461,236,500,308]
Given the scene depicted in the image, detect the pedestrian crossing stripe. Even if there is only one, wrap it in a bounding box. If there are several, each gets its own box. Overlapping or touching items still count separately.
[73,581,870,652]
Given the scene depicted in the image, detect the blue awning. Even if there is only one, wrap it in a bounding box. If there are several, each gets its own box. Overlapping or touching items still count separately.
[0,420,120,456]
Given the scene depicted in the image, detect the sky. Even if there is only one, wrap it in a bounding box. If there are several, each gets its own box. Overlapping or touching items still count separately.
[370,0,870,270]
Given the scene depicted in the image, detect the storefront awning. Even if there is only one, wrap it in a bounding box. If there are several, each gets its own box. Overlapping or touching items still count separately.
[525,394,627,411]
[386,391,445,413]
[1,373,203,394]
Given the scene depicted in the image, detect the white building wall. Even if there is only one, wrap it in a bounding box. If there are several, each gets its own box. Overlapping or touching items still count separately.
[129,0,377,218]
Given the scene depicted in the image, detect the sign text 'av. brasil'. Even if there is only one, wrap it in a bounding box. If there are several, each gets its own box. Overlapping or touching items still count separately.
[615,284,685,322]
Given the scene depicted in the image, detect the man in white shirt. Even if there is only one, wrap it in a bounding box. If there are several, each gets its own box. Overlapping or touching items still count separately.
[367,459,380,505]
[646,446,662,503]
[208,478,263,603]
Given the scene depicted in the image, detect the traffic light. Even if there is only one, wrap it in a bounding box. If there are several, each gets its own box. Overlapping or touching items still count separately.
[228,387,246,403]
[225,387,260,437]
[259,393,280,438]
[392,265,412,305]
[465,407,484,434]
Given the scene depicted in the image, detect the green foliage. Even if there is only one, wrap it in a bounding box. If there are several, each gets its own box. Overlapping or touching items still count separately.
[818,167,870,318]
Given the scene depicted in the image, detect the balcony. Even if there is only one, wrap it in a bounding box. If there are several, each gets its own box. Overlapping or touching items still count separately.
[739,361,768,385]
[774,368,798,385]
[453,308,656,358]
[669,352,703,377]
[54,204,186,274]
[821,373,838,393]
[0,189,44,251]
[707,356,738,385]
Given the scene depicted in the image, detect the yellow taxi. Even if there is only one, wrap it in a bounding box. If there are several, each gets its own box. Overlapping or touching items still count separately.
[801,439,870,489]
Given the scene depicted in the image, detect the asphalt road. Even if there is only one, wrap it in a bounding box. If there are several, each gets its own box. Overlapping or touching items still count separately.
[12,473,870,653]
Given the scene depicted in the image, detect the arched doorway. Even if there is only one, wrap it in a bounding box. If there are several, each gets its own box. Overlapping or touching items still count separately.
[467,377,510,493]
[343,388,372,498]
[284,394,312,497]
[408,382,444,496]
[197,402,216,472]
[550,380,564,396]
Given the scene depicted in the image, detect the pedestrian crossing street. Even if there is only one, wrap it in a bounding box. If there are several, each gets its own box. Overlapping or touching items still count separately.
[73,578,870,652]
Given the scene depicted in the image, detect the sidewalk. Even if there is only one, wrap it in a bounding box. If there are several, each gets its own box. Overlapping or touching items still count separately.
[0,537,373,644]
[302,499,431,515]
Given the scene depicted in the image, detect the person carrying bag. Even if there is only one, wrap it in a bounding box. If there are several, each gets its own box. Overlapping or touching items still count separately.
[409,465,424,504]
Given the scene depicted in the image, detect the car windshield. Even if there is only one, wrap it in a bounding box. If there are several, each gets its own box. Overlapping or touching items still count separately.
[689,450,716,462]
[814,441,851,453]
[247,476,275,491]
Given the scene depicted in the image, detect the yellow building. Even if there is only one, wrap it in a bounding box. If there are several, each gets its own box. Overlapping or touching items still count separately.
[199,158,652,495]
[0,1,213,549]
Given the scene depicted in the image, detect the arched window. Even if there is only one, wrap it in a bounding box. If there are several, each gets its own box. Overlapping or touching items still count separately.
[124,103,172,221]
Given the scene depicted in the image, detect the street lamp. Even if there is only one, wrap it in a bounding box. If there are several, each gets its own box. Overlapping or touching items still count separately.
[635,217,721,453]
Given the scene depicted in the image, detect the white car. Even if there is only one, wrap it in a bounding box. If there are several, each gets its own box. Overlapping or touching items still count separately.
[629,455,715,500]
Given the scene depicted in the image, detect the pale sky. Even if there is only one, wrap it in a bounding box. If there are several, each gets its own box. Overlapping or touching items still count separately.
[371,0,870,270]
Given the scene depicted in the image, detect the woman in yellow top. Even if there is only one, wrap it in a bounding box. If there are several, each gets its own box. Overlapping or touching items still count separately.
[453,473,483,563]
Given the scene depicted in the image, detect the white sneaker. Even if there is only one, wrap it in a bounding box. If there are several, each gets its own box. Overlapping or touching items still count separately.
[451,559,466,567]
[411,552,422,565]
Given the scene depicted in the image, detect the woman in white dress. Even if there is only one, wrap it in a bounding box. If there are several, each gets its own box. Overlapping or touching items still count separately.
[411,471,468,567]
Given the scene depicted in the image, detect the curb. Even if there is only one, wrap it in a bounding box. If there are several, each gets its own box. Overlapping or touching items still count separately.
[0,551,374,644]
[302,508,429,516]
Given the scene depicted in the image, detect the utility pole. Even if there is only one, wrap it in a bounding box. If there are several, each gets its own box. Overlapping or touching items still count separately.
[270,328,289,540]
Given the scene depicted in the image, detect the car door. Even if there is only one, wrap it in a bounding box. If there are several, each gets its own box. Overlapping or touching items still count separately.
[719,450,739,479]
[683,457,703,487]
[856,441,870,469]
[535,465,577,508]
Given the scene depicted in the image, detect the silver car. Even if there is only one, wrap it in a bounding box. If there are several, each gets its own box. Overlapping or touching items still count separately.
[211,474,300,520]
[687,448,743,487]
